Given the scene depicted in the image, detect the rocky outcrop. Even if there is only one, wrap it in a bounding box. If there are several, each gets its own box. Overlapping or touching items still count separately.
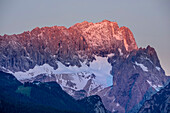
[78,95,107,113]
[97,46,169,113]
[138,83,170,113]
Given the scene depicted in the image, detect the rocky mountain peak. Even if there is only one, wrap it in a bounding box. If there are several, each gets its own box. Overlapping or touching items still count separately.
[102,19,111,22]
[69,20,138,52]
[137,45,162,69]
[146,45,158,56]
[0,20,169,113]
[119,26,138,51]
[1,20,138,54]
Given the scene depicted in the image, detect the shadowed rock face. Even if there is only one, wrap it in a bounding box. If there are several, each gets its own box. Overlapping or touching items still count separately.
[0,71,107,113]
[78,95,107,113]
[138,83,170,113]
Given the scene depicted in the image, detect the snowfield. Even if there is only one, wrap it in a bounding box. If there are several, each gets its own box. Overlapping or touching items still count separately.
[11,55,113,88]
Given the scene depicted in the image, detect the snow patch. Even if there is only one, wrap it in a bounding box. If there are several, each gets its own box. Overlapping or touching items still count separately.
[13,64,55,80]
[116,103,120,107]
[55,72,96,91]
[145,57,153,65]
[118,48,123,56]
[107,53,115,57]
[156,66,161,71]
[135,62,148,72]
[146,80,163,91]
[126,54,129,58]
[112,108,116,112]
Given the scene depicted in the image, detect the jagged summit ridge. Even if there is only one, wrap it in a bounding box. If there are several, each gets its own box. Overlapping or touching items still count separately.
[70,20,138,51]
[31,20,138,52]
[1,20,138,51]
[0,20,138,72]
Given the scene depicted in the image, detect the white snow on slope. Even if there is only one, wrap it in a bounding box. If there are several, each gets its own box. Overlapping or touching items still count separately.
[12,55,113,87]
[118,48,123,56]
[156,66,161,71]
[135,61,148,72]
[116,103,120,107]
[55,72,98,91]
[146,80,163,91]
[107,53,115,57]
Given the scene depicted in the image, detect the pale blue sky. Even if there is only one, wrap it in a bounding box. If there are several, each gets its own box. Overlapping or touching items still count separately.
[0,0,170,75]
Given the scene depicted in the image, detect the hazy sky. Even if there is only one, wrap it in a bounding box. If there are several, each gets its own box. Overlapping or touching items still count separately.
[0,0,170,75]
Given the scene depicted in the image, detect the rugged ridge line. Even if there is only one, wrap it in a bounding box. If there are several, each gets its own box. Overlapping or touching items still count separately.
[0,20,137,72]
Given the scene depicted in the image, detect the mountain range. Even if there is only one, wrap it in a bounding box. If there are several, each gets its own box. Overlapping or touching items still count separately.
[0,20,169,113]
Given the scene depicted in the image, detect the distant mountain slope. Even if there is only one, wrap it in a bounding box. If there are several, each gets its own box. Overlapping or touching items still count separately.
[0,71,107,113]
[138,83,170,113]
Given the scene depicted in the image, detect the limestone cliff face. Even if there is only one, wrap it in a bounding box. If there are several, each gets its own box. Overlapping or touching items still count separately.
[0,20,138,72]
